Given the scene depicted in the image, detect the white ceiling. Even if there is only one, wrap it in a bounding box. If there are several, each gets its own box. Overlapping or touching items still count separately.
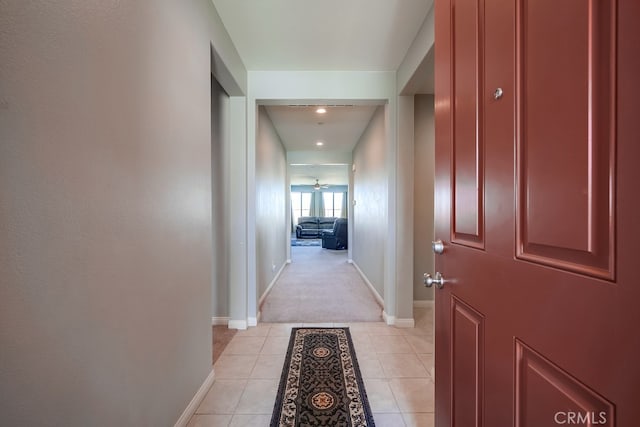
[265,105,378,152]
[211,0,433,71]
[213,0,434,185]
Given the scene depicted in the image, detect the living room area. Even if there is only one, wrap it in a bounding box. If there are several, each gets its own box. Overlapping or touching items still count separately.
[290,181,349,251]
[289,160,350,247]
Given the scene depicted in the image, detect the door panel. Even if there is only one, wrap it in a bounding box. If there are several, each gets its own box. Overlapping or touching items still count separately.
[434,0,640,425]
[514,340,615,427]
[452,0,485,248]
[452,297,484,427]
[515,0,616,279]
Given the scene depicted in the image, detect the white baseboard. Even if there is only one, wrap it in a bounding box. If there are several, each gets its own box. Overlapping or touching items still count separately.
[228,319,247,330]
[382,310,395,326]
[211,317,230,326]
[174,368,215,427]
[258,261,288,308]
[413,300,435,309]
[382,311,415,328]
[351,261,384,308]
[247,317,257,327]
[394,318,416,328]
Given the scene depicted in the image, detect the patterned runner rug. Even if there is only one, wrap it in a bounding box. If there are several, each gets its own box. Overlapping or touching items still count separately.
[271,328,375,427]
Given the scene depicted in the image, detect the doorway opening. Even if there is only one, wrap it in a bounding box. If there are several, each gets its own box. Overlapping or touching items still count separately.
[255,103,386,323]
[210,73,233,363]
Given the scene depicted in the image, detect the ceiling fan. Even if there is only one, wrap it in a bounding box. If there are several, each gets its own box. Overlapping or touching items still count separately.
[312,178,330,190]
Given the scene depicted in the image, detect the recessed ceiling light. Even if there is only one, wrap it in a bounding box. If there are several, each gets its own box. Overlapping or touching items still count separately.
[316,107,327,114]
[316,141,324,146]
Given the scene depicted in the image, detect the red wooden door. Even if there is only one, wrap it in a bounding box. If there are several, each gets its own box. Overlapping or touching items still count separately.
[433,0,640,426]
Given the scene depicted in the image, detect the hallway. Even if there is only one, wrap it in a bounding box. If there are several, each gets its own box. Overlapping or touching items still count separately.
[260,246,382,323]
[0,2,437,425]
[3,1,639,425]
[190,308,435,427]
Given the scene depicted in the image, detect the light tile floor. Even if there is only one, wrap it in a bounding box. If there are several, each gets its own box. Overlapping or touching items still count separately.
[188,308,434,427]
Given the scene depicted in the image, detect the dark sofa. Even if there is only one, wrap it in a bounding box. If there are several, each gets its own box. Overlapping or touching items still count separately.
[295,216,337,238]
[321,218,348,250]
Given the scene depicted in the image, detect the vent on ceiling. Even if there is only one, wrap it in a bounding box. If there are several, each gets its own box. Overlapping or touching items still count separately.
[286,104,355,108]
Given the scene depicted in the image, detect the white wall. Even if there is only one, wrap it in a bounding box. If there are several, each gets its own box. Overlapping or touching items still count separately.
[414,95,436,301]
[227,96,248,327]
[256,107,288,301]
[395,3,435,309]
[0,1,246,425]
[287,150,353,165]
[352,106,388,298]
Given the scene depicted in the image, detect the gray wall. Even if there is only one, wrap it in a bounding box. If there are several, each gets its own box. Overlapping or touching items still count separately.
[352,106,387,297]
[211,77,230,317]
[413,95,436,301]
[256,107,288,301]
[0,1,240,425]
[396,96,416,318]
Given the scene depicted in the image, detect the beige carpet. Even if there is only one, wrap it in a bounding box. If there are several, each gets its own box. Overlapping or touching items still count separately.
[259,246,383,323]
